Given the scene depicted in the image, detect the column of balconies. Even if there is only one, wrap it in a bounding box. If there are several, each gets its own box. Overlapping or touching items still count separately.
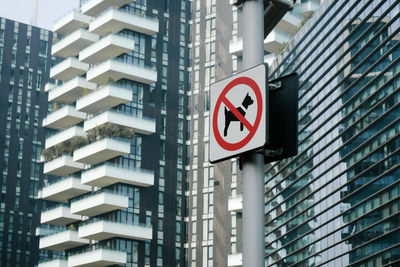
[40,1,158,266]
[228,1,319,58]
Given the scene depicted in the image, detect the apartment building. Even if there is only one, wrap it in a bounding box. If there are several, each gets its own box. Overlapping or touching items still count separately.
[0,18,54,266]
[38,0,190,266]
[186,0,321,266]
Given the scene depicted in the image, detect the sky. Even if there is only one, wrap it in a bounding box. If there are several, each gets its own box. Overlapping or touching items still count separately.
[0,0,80,30]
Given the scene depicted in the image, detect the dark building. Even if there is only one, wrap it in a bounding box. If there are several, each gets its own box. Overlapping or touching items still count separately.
[38,1,190,267]
[0,17,53,266]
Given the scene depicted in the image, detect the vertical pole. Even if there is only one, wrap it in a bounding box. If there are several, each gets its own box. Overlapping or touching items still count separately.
[241,0,265,267]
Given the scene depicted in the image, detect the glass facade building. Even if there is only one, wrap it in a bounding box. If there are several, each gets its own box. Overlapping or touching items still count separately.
[0,18,53,266]
[265,0,400,266]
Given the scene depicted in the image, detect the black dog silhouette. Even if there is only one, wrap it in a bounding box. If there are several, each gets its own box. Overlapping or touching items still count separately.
[224,93,254,137]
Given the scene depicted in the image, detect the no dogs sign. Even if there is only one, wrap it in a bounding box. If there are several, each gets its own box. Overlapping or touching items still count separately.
[209,64,268,163]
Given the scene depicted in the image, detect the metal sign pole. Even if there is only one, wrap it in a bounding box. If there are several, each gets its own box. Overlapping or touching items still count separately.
[241,0,265,266]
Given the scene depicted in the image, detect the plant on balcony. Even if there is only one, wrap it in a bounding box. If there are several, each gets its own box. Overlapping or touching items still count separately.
[86,123,135,142]
[41,136,89,161]
[41,148,55,161]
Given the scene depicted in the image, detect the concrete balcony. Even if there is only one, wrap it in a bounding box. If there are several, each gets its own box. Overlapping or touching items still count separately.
[45,82,56,92]
[81,0,133,17]
[41,205,82,226]
[43,156,85,177]
[79,220,152,241]
[53,10,92,35]
[52,29,99,58]
[89,8,158,36]
[50,57,89,81]
[81,163,154,188]
[84,110,155,135]
[229,37,243,57]
[228,195,242,213]
[39,176,91,203]
[86,59,157,85]
[228,253,242,267]
[264,29,291,54]
[42,105,86,130]
[79,34,135,64]
[276,12,303,35]
[73,138,130,165]
[39,230,89,251]
[45,126,85,149]
[38,259,68,267]
[68,249,126,267]
[70,191,128,216]
[75,84,132,114]
[48,77,97,104]
[294,0,320,18]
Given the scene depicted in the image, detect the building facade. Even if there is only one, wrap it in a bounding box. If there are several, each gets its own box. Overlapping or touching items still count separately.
[186,0,321,266]
[0,18,53,266]
[265,0,400,266]
[187,0,400,266]
[38,0,190,266]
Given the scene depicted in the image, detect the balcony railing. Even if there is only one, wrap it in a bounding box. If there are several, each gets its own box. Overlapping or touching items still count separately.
[89,7,158,36]
[81,162,154,188]
[75,83,132,114]
[73,137,131,165]
[78,218,152,241]
[70,189,129,216]
[68,247,127,267]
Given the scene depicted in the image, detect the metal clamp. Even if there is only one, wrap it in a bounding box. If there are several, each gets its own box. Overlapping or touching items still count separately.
[269,81,282,90]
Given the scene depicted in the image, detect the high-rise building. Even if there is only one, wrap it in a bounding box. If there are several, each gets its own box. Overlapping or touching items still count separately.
[185,1,321,266]
[264,0,400,266]
[37,1,190,266]
[0,18,54,266]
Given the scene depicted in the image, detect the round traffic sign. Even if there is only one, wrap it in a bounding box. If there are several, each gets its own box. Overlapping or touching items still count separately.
[213,76,263,151]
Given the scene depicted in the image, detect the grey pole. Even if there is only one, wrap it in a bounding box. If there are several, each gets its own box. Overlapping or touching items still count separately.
[241,0,265,267]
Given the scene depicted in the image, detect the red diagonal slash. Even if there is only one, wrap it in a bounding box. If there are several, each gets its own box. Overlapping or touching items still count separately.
[221,96,253,131]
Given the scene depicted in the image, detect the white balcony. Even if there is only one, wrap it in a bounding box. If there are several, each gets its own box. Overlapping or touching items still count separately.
[229,37,243,57]
[45,82,56,92]
[45,126,85,149]
[41,205,82,226]
[39,176,91,202]
[294,0,320,18]
[42,105,86,130]
[73,138,130,165]
[264,29,291,54]
[79,220,152,241]
[276,12,303,35]
[52,29,99,58]
[89,8,158,36]
[39,230,89,251]
[86,59,157,85]
[71,191,128,216]
[43,156,85,177]
[75,84,132,114]
[81,164,154,188]
[48,77,97,104]
[81,0,133,17]
[38,259,68,267]
[79,34,135,64]
[84,110,155,135]
[228,253,242,267]
[228,195,243,213]
[50,58,89,81]
[53,10,92,35]
[230,29,291,56]
[68,249,127,267]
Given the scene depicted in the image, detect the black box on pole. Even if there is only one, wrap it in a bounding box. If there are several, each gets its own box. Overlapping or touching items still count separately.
[264,72,299,163]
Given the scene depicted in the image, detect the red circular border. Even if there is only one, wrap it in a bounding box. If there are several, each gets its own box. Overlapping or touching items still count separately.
[213,76,263,151]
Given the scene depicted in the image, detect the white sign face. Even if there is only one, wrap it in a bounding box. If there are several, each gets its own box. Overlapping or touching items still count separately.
[209,64,268,163]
